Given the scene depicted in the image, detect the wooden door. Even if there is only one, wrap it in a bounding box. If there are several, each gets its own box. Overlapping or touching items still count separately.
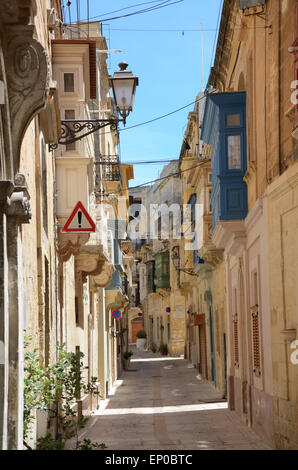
[131,318,143,343]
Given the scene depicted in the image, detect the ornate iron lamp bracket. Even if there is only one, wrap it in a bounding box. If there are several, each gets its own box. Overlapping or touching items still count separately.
[49,118,120,151]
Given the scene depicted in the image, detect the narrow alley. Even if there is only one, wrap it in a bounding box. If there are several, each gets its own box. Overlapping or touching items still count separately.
[80,348,271,451]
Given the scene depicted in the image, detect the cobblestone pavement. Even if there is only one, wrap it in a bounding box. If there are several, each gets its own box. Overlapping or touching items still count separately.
[81,348,272,450]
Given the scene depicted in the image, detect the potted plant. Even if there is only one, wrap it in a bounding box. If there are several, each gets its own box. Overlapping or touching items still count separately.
[136,330,147,350]
[159,343,168,356]
[123,350,133,370]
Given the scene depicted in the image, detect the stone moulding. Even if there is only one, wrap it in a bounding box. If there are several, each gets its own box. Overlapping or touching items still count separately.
[212,220,246,257]
[6,23,50,173]
[0,0,37,25]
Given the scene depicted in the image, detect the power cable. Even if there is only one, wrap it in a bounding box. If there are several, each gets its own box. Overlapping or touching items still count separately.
[110,159,211,195]
[78,0,183,24]
[79,0,166,22]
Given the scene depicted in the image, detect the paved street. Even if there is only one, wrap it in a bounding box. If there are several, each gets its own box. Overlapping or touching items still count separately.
[80,348,272,450]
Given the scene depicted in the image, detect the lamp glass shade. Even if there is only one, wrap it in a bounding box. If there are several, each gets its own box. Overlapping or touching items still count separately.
[113,78,136,110]
[109,65,138,114]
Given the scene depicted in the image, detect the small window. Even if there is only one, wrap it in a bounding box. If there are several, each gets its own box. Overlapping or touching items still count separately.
[226,114,241,127]
[208,172,212,184]
[75,296,79,324]
[227,135,241,170]
[64,73,74,92]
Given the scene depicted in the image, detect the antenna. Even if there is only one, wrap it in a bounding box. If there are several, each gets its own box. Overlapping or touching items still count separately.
[200,22,204,91]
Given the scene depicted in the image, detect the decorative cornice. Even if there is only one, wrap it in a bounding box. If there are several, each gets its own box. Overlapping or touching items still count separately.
[266,162,298,200]
[212,220,246,256]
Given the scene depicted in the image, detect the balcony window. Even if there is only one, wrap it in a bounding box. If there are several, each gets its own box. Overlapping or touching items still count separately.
[227,135,241,170]
[154,252,170,289]
[200,92,248,229]
[64,73,74,92]
[146,260,155,294]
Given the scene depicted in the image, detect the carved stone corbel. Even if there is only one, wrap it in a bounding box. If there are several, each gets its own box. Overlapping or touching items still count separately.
[5,173,31,223]
[0,0,36,25]
[57,231,90,262]
[106,291,129,314]
[90,264,115,290]
[74,239,109,283]
[198,245,224,268]
[5,20,50,173]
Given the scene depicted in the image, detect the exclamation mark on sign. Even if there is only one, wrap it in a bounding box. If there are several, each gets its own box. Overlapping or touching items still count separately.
[78,210,82,228]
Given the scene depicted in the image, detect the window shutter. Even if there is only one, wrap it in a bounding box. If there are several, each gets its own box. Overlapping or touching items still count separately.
[64,73,74,92]
[251,305,261,376]
[233,314,239,368]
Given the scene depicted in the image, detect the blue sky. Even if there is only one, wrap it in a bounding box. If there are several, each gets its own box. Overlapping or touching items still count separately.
[66,0,222,186]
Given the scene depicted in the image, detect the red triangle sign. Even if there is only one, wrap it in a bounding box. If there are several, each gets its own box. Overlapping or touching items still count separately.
[62,201,96,233]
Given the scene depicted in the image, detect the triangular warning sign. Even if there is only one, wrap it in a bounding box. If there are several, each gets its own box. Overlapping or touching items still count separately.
[62,201,96,233]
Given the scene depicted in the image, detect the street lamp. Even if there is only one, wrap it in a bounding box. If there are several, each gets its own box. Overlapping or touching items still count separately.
[109,62,139,126]
[49,62,139,150]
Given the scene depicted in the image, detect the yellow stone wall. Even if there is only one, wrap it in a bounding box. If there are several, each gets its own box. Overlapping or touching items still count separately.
[267,162,298,449]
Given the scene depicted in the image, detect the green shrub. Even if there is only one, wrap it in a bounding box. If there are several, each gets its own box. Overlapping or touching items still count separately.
[159,343,168,355]
[123,351,133,360]
[136,330,146,339]
[24,337,106,451]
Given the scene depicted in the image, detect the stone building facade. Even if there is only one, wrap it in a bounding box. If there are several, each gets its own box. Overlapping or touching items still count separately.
[0,0,62,449]
[204,0,298,449]
[0,7,135,449]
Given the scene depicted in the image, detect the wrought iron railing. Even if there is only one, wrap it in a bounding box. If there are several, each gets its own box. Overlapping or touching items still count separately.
[95,155,121,182]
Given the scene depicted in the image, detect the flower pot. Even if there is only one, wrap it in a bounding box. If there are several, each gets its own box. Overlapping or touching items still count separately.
[124,358,131,370]
[136,338,146,350]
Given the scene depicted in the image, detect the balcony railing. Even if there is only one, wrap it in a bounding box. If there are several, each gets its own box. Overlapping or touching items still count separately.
[95,155,121,182]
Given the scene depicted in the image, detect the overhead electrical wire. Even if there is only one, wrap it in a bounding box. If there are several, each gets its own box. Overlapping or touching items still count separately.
[78,0,184,23]
[108,25,270,32]
[109,159,211,195]
[80,0,167,22]
[97,157,179,165]
[97,92,210,138]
